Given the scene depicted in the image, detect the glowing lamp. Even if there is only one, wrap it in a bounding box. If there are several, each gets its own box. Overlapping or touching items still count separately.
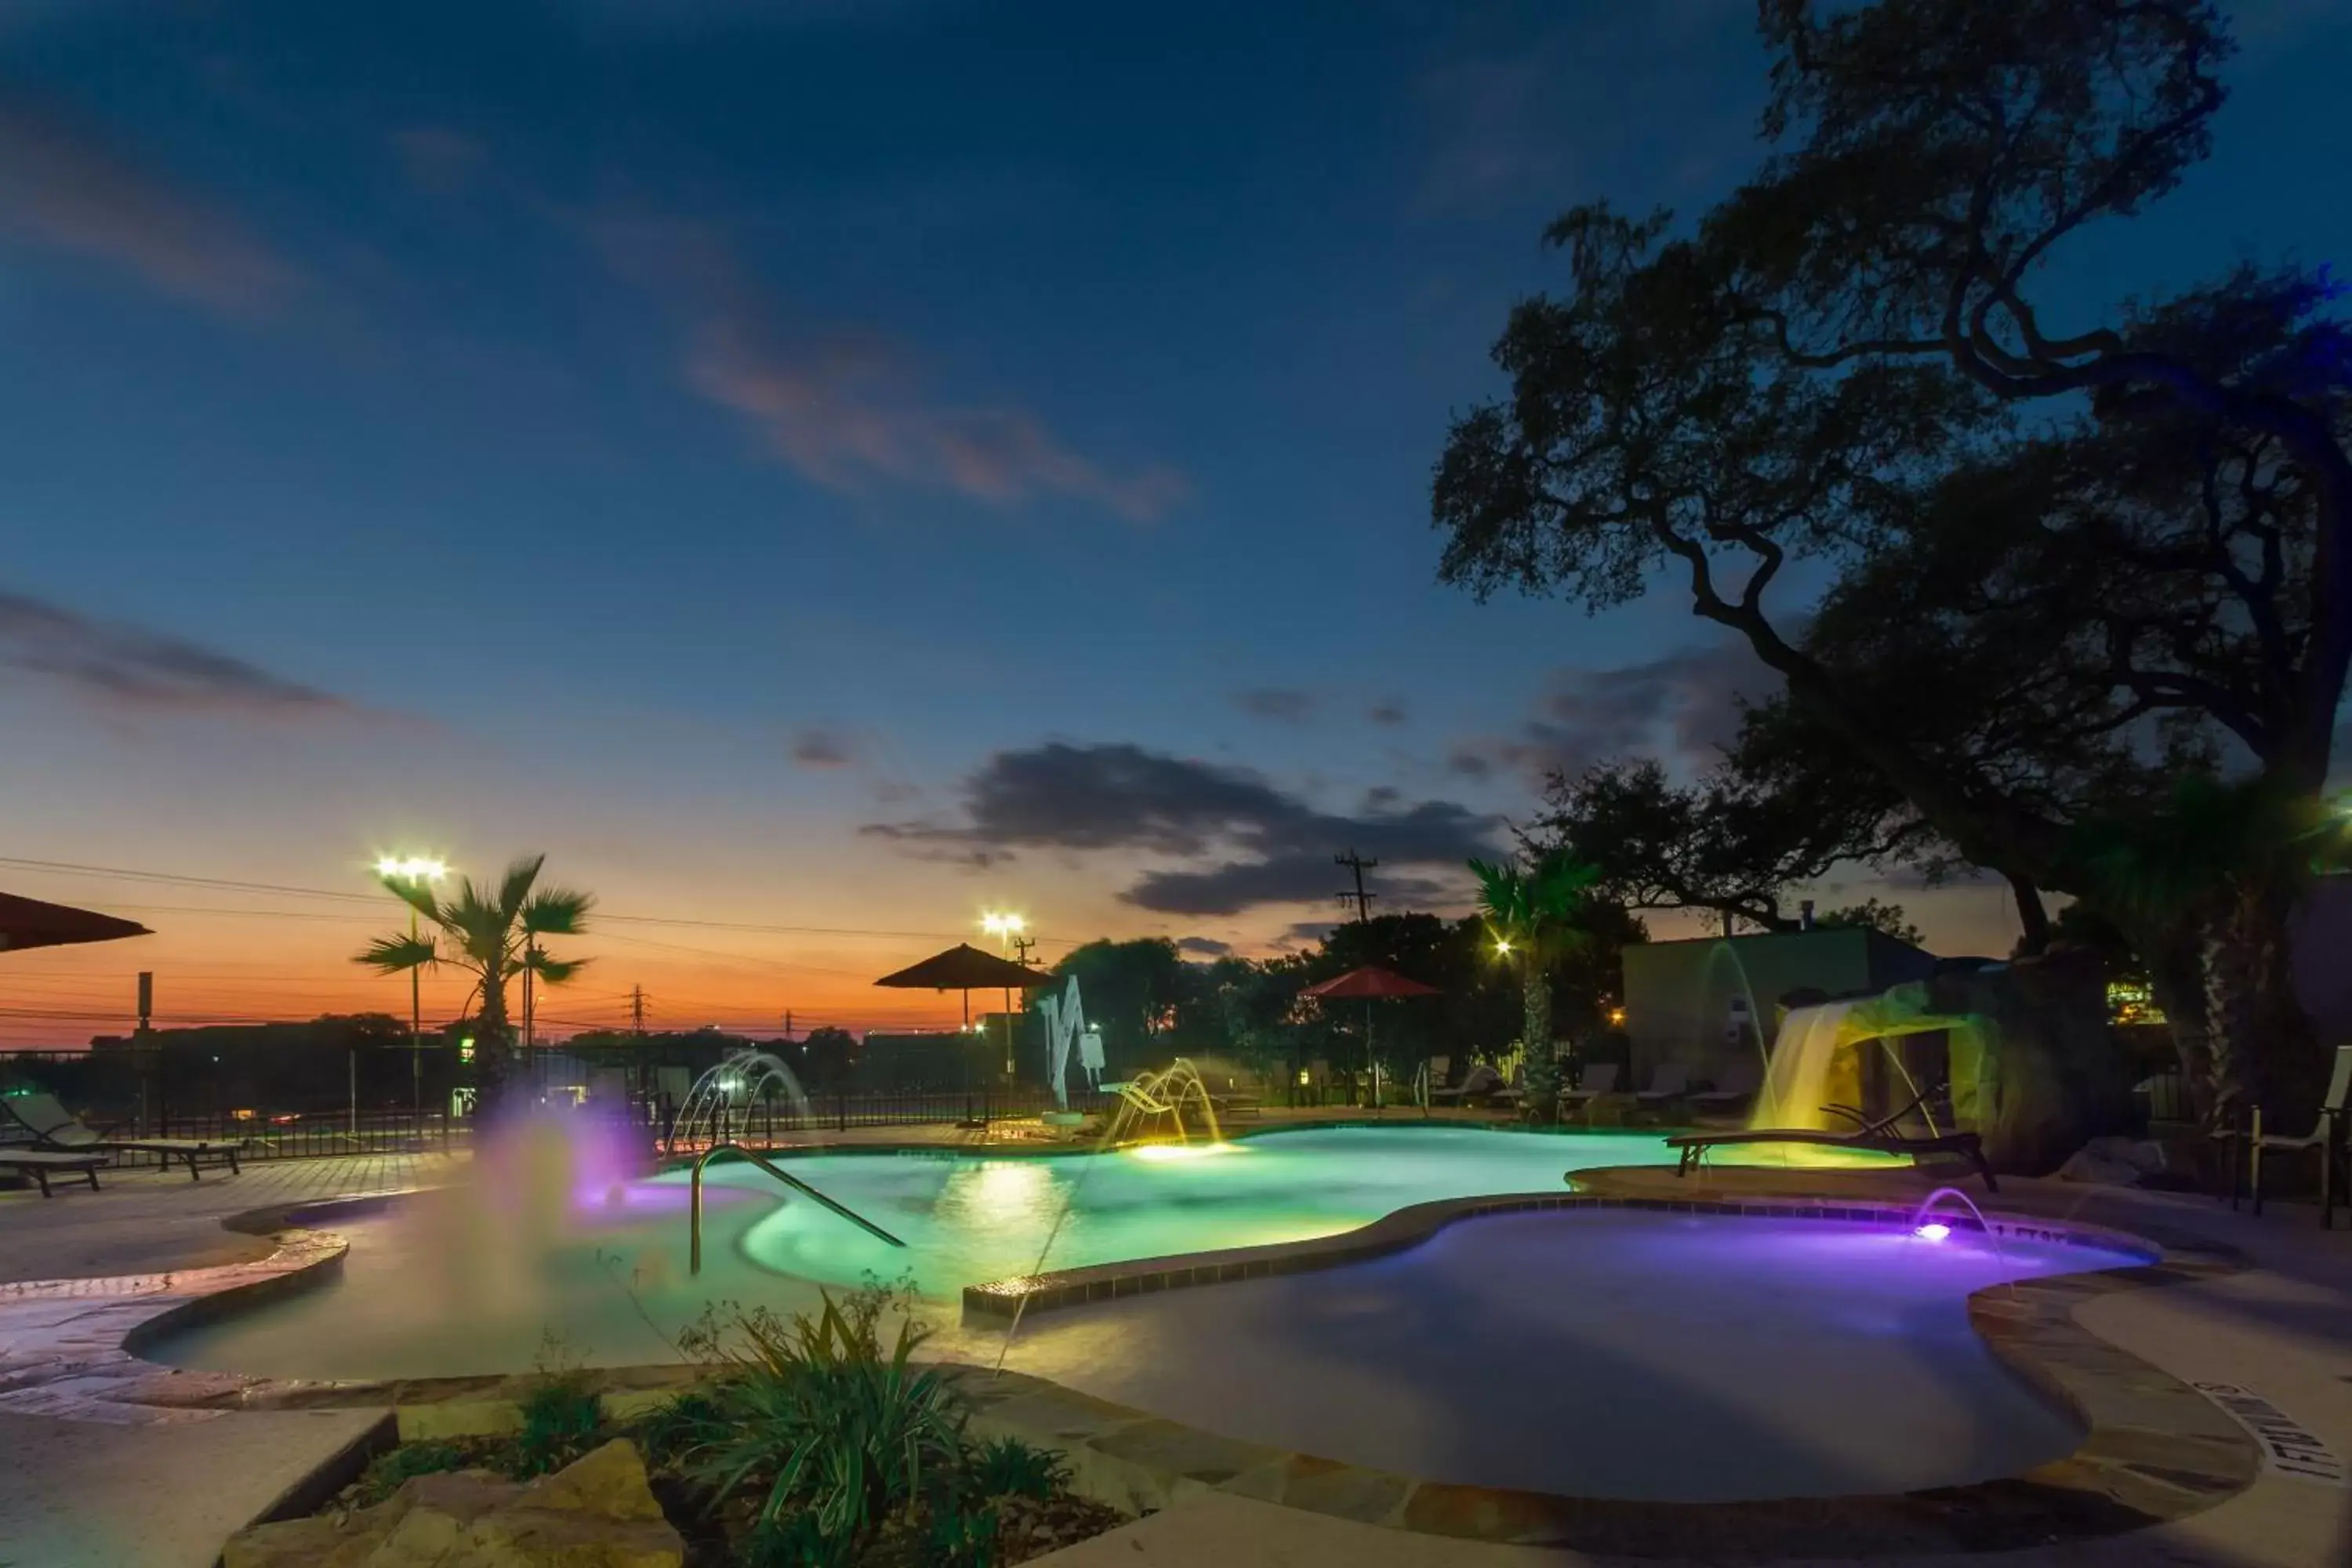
[1914,1221,1952,1243]
[376,855,449,882]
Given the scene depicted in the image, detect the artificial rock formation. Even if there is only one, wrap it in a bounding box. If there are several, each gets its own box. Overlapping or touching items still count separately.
[223,1438,683,1568]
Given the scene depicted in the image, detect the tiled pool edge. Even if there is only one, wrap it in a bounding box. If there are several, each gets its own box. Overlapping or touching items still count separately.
[956,1188,2166,1321]
[4,1177,2265,1557]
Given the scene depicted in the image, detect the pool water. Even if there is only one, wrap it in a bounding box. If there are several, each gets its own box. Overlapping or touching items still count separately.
[148,1127,1891,1381]
[1000,1208,2143,1501]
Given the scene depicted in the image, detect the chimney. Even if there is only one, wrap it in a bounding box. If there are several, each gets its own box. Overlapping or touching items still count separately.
[1798,900,1815,931]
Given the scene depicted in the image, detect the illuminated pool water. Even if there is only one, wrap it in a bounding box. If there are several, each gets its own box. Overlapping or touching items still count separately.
[149,1127,1896,1381]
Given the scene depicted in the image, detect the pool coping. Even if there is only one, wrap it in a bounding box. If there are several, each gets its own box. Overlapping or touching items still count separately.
[0,1161,2265,1557]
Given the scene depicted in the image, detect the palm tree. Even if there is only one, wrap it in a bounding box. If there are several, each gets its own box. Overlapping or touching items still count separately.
[2063,777,2343,1124]
[354,854,593,1114]
[1468,851,1601,1123]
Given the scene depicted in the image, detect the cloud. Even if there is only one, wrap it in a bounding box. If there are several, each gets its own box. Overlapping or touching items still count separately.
[865,741,1503,916]
[1232,688,1318,724]
[1176,936,1232,959]
[0,95,295,314]
[1368,699,1408,727]
[596,216,1185,521]
[790,726,855,768]
[1449,641,1774,786]
[0,589,350,715]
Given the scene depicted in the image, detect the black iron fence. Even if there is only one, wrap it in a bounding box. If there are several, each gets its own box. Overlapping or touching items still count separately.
[654,1084,1120,1149]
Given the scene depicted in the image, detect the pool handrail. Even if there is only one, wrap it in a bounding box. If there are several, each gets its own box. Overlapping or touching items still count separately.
[688,1141,907,1275]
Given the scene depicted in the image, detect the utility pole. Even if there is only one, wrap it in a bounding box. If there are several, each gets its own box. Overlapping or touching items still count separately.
[1011,935,1038,967]
[630,985,648,1034]
[782,1008,794,1041]
[1335,849,1380,922]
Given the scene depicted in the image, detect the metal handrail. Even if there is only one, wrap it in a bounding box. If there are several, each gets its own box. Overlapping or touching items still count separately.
[689,1141,906,1275]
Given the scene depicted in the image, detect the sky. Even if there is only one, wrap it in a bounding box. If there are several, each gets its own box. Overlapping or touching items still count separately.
[2,0,2350,1045]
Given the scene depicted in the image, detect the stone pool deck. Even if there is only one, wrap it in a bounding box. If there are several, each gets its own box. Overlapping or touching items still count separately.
[2,1140,2349,1566]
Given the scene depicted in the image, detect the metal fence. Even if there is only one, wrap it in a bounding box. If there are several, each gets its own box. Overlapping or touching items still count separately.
[653,1084,1120,1149]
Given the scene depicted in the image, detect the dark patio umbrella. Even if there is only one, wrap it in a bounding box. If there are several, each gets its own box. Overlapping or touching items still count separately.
[873,943,1059,1030]
[1302,966,1440,1106]
[0,891,151,953]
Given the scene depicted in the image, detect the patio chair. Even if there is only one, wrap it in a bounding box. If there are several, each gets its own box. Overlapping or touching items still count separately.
[2,1093,241,1181]
[1559,1062,1620,1116]
[0,1145,104,1196]
[1687,1062,1762,1116]
[1633,1062,1690,1111]
[2241,1044,2352,1226]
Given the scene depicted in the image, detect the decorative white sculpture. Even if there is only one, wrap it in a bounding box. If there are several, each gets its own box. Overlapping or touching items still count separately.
[1036,976,1105,1109]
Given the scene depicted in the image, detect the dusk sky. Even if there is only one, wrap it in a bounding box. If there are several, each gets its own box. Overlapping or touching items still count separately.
[4,0,2350,1044]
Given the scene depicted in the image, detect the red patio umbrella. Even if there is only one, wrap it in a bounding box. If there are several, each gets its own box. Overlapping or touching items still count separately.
[1301,966,1440,1107]
[0,891,151,953]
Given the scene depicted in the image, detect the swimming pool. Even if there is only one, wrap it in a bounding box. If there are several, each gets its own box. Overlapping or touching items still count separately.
[153,1126,1722,1379]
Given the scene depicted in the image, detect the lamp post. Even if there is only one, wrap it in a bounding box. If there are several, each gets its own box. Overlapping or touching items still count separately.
[375,855,448,1131]
[982,912,1025,1075]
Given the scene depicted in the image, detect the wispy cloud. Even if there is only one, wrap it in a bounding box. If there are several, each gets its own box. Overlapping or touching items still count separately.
[0,94,296,315]
[1448,641,1773,786]
[0,589,350,716]
[596,216,1185,521]
[388,125,488,194]
[1232,688,1318,724]
[790,726,856,767]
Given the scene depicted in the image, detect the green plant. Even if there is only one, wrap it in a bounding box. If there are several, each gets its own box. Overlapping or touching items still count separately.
[1467,852,1601,1121]
[961,1436,1067,1503]
[656,1285,971,1557]
[349,1440,477,1506]
[511,1335,604,1477]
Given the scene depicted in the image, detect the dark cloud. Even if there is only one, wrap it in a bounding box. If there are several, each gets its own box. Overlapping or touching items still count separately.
[1176,936,1233,959]
[0,589,350,715]
[865,742,1503,916]
[1450,641,1775,786]
[790,726,855,768]
[1368,699,1409,727]
[1232,688,1318,724]
[0,96,295,315]
[594,216,1185,521]
[1282,920,1341,948]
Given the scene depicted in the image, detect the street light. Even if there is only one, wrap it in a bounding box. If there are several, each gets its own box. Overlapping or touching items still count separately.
[375,855,448,1129]
[980,911,1027,1074]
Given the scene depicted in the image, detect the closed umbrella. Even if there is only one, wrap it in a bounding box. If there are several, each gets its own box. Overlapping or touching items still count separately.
[1302,965,1440,1107]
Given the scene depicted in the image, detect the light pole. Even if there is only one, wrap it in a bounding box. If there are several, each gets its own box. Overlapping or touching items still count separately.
[981,912,1025,1076]
[375,855,449,1131]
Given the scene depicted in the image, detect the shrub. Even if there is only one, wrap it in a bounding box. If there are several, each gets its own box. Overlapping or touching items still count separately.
[657,1286,971,1557]
[962,1436,1068,1503]
[512,1334,605,1477]
[348,1439,477,1506]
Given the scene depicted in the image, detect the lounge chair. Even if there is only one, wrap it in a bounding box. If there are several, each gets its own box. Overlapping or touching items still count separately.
[1633,1062,1690,1112]
[1667,1079,1998,1191]
[2238,1044,2352,1225]
[1687,1062,1762,1116]
[1429,1062,1503,1105]
[0,1146,104,1196]
[1559,1062,1620,1115]
[2,1093,242,1181]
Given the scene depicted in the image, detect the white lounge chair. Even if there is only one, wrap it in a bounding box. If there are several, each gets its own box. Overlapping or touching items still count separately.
[1559,1062,1620,1115]
[1687,1062,1762,1115]
[1633,1062,1690,1110]
[1428,1062,1502,1105]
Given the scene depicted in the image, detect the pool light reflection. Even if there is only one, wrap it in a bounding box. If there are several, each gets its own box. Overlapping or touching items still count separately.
[1913,1221,1952,1243]
[1127,1141,1243,1162]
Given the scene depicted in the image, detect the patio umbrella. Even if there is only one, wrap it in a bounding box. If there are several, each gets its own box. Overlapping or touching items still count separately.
[873,943,1059,1031]
[1302,965,1440,1106]
[0,891,151,953]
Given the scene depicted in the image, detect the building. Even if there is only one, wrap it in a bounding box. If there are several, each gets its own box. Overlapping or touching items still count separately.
[1619,927,1940,1090]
